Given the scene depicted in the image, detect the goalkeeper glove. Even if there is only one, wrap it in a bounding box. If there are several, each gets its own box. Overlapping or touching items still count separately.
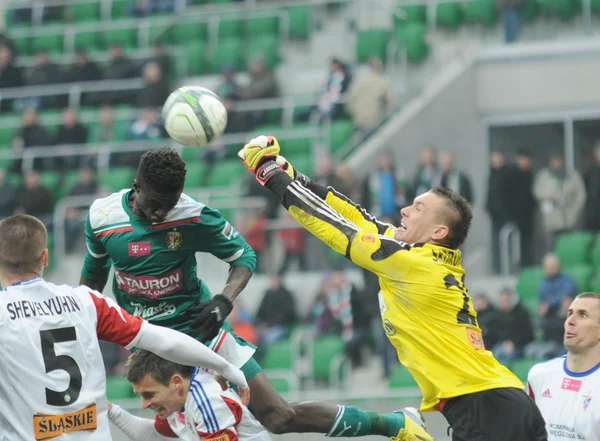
[188,294,233,341]
[238,135,285,186]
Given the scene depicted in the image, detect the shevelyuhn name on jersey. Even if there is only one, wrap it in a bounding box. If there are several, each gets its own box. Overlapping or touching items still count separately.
[6,295,81,320]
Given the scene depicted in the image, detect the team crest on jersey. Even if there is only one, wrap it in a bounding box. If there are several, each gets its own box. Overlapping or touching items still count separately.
[165,230,183,250]
[583,395,592,410]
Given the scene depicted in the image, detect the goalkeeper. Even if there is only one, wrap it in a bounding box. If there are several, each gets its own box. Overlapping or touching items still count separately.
[238,136,548,441]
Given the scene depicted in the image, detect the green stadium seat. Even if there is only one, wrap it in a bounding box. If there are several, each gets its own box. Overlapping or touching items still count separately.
[183,42,208,76]
[540,0,577,18]
[396,5,426,24]
[591,239,600,268]
[180,147,204,164]
[71,2,101,22]
[285,137,312,156]
[262,339,294,370]
[264,376,293,393]
[58,171,81,199]
[395,23,430,64]
[522,0,540,21]
[30,32,64,55]
[463,0,497,25]
[507,358,542,383]
[247,36,280,68]
[218,18,243,39]
[0,127,16,149]
[329,119,355,152]
[11,36,31,56]
[388,365,418,388]
[106,376,135,400]
[110,0,130,18]
[208,159,244,187]
[100,167,136,193]
[288,6,311,40]
[285,153,313,176]
[563,265,593,292]
[183,162,209,189]
[207,38,244,73]
[104,27,138,49]
[173,20,208,44]
[356,29,389,63]
[436,3,462,28]
[39,170,62,196]
[312,336,346,381]
[74,30,103,52]
[516,266,545,301]
[149,22,173,45]
[246,16,279,36]
[554,231,594,266]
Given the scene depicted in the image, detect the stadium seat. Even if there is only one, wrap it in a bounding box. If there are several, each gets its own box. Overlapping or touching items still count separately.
[30,31,65,55]
[74,30,104,53]
[262,339,294,370]
[287,6,311,39]
[589,236,600,268]
[183,42,208,76]
[110,0,130,18]
[0,127,16,149]
[173,21,208,45]
[207,38,244,73]
[554,231,594,265]
[208,159,244,187]
[100,167,136,193]
[106,375,135,400]
[285,137,312,156]
[396,5,426,24]
[515,266,545,301]
[540,0,577,18]
[563,264,593,292]
[463,0,497,25]
[70,2,102,22]
[58,171,81,199]
[507,358,543,383]
[12,36,31,57]
[246,16,279,36]
[356,29,389,64]
[590,276,600,293]
[388,365,418,388]
[247,36,280,68]
[436,2,462,28]
[39,170,62,196]
[183,162,209,189]
[394,23,430,63]
[149,21,173,45]
[312,336,346,381]
[104,26,138,50]
[329,119,355,153]
[218,18,243,39]
[522,0,540,21]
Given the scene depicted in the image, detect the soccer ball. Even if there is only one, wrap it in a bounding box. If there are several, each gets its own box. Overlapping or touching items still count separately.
[162,86,228,147]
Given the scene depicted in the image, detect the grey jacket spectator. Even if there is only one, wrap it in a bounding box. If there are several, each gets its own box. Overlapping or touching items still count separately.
[66,50,103,83]
[408,146,439,201]
[104,44,138,79]
[137,62,170,108]
[0,44,24,89]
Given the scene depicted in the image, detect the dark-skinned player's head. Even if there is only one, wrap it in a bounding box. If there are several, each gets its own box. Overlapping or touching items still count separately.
[134,147,187,223]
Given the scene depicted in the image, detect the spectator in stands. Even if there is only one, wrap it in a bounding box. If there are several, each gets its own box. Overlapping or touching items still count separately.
[63,167,100,252]
[12,108,52,172]
[128,0,176,16]
[278,213,308,274]
[27,49,63,108]
[332,164,362,202]
[407,145,439,201]
[105,43,138,80]
[255,276,297,357]
[228,301,258,346]
[15,171,54,227]
[66,48,102,83]
[473,294,498,348]
[584,141,600,231]
[346,56,394,133]
[245,175,280,221]
[486,150,513,274]
[145,41,173,79]
[490,288,534,363]
[93,105,119,143]
[507,149,536,267]
[496,0,524,44]
[137,62,170,108]
[0,44,25,112]
[525,294,570,360]
[217,64,247,134]
[238,53,279,128]
[301,57,352,122]
[433,151,473,203]
[314,156,336,187]
[533,152,586,251]
[0,169,17,219]
[237,208,267,274]
[54,108,89,169]
[67,166,98,197]
[362,152,407,221]
[538,253,577,319]
[128,108,165,141]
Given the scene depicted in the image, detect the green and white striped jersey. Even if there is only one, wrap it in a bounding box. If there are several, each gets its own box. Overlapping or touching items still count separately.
[81,189,256,336]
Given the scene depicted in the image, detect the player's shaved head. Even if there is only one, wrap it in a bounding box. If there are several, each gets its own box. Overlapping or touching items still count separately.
[126,350,193,386]
[0,215,47,276]
[136,147,187,194]
[430,186,472,249]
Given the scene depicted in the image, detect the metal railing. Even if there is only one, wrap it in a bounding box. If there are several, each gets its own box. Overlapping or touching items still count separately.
[499,222,521,276]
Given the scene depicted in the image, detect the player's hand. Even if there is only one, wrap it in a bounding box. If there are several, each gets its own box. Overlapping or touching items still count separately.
[275,155,312,187]
[107,401,113,412]
[214,374,250,405]
[188,294,233,341]
[238,135,280,173]
[215,374,229,391]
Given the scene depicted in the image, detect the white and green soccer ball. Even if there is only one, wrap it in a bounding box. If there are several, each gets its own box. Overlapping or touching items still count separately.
[162,86,228,147]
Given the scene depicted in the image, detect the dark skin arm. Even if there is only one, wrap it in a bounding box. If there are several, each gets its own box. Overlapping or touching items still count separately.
[221,265,252,302]
[80,276,108,293]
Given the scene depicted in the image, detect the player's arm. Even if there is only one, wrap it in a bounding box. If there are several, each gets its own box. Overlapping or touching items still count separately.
[108,403,177,440]
[80,214,110,292]
[87,289,249,390]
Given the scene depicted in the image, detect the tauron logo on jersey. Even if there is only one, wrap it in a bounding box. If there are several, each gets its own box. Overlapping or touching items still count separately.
[33,402,97,440]
[114,268,184,298]
[129,241,151,256]
[131,301,177,320]
[561,378,582,392]
[165,230,183,250]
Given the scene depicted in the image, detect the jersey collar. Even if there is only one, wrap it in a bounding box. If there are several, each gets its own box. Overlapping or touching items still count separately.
[9,276,44,287]
[563,357,600,377]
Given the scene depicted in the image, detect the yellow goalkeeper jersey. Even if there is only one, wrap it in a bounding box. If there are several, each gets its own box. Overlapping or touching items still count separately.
[282,180,523,412]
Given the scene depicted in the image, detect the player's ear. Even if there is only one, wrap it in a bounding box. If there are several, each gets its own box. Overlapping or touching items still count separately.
[132,179,139,192]
[431,225,449,242]
[41,248,48,269]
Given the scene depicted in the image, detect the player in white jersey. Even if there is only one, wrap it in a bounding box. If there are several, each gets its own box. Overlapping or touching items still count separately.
[528,292,600,441]
[0,214,249,441]
[109,350,271,441]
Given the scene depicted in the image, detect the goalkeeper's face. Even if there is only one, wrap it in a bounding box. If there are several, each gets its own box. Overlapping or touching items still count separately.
[395,192,450,245]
